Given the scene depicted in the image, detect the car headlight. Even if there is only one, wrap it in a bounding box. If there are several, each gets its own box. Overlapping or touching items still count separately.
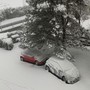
[65,73,75,81]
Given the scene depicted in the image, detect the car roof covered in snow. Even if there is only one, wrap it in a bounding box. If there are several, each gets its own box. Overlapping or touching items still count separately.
[23,49,41,55]
[47,56,76,71]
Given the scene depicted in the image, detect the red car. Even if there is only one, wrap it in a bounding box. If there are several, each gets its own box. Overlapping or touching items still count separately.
[20,49,50,65]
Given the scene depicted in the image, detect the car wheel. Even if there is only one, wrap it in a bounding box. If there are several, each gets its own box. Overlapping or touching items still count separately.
[35,61,39,65]
[45,66,50,72]
[62,76,68,83]
[20,57,24,61]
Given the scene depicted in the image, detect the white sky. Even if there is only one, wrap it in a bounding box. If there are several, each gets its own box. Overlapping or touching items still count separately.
[0,0,27,10]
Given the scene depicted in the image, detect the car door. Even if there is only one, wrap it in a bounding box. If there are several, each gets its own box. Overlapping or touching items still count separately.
[24,54,35,63]
[52,60,63,78]
[58,68,63,78]
[47,60,55,74]
[50,61,59,76]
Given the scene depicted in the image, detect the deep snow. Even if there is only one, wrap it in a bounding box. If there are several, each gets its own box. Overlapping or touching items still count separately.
[0,43,90,90]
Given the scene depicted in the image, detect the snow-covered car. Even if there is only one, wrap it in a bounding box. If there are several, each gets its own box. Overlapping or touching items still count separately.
[20,49,50,65]
[2,38,14,50]
[11,34,20,43]
[45,55,80,84]
[7,31,17,38]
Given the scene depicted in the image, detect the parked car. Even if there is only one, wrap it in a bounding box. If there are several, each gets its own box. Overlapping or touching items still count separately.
[11,34,20,43]
[45,53,80,84]
[2,38,14,50]
[7,31,17,38]
[20,49,50,65]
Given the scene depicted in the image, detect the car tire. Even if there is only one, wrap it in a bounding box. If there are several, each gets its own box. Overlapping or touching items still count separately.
[35,61,39,65]
[62,76,69,84]
[45,66,50,72]
[20,57,24,61]
[62,76,66,81]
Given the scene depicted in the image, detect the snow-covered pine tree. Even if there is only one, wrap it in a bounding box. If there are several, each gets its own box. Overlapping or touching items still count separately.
[24,0,86,50]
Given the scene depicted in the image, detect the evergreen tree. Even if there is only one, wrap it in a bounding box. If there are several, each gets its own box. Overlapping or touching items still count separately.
[24,0,86,50]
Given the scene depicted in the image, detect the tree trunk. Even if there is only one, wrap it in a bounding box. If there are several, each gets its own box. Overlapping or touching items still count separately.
[61,15,66,49]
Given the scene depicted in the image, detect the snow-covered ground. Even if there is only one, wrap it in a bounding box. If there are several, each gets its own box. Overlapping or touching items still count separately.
[0,43,90,90]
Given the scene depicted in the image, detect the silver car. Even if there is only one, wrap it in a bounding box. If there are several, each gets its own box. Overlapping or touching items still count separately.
[45,55,80,84]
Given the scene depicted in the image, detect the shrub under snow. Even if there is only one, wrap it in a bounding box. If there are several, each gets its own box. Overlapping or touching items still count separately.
[3,38,13,45]
[37,1,49,9]
[2,38,14,50]
[54,4,66,12]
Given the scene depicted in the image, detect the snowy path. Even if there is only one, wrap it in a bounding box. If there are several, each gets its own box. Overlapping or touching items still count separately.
[0,43,90,90]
